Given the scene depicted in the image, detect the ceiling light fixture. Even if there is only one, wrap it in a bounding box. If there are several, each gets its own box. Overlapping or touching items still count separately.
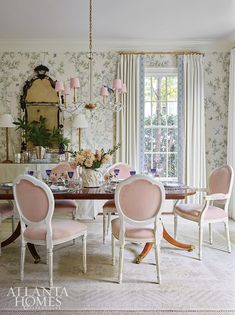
[55,0,127,113]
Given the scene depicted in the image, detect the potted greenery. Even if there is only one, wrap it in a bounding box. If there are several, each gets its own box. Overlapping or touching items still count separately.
[50,127,70,154]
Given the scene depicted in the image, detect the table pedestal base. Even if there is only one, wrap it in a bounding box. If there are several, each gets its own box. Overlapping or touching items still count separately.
[134,225,195,264]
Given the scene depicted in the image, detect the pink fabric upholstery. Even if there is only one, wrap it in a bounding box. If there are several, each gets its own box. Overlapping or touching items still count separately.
[175,204,227,221]
[119,179,162,221]
[24,219,87,241]
[112,218,163,240]
[55,200,77,209]
[51,162,77,179]
[15,179,49,222]
[105,162,132,180]
[0,203,13,220]
[209,166,232,204]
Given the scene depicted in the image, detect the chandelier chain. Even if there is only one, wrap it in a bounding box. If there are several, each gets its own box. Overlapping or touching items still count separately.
[89,0,93,58]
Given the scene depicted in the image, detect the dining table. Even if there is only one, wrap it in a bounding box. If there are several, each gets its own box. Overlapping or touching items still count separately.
[0,183,196,264]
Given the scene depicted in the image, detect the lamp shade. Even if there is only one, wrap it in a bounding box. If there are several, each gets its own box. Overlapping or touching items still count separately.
[73,114,88,129]
[0,114,15,128]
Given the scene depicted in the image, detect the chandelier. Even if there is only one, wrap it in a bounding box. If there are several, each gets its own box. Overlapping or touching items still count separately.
[55,0,127,113]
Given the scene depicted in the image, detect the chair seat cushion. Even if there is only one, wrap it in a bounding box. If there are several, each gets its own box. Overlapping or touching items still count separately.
[175,204,227,221]
[24,219,87,241]
[0,203,14,220]
[103,200,116,214]
[111,218,163,241]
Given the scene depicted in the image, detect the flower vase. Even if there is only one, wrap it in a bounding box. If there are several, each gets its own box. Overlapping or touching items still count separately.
[82,168,102,188]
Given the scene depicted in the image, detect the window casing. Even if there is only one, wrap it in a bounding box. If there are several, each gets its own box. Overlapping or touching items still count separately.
[144,68,178,180]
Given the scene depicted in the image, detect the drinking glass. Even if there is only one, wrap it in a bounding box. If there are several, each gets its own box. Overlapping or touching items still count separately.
[130,170,136,176]
[27,170,34,176]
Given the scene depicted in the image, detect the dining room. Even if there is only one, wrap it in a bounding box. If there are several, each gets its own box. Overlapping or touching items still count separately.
[0,0,235,315]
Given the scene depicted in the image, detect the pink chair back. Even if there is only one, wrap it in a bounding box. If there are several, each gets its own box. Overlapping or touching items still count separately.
[209,165,234,204]
[105,162,133,180]
[115,175,165,224]
[13,175,54,224]
[51,162,76,177]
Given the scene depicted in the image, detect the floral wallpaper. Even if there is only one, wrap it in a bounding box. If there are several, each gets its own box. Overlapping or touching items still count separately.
[204,52,230,175]
[0,50,230,177]
[0,51,118,160]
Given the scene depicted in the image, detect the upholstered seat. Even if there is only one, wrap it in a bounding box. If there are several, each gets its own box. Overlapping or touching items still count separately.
[13,175,87,287]
[112,218,163,240]
[175,204,227,222]
[24,219,87,241]
[174,165,234,260]
[111,175,165,284]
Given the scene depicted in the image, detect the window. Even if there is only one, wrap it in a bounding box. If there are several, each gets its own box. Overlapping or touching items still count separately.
[144,68,178,180]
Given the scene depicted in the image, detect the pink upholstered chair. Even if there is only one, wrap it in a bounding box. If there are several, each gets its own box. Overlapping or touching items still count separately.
[0,202,14,255]
[51,162,78,220]
[112,175,165,284]
[174,165,234,260]
[103,162,133,244]
[13,174,87,287]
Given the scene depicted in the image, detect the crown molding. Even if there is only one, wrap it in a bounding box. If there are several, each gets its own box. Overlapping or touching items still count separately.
[0,38,233,52]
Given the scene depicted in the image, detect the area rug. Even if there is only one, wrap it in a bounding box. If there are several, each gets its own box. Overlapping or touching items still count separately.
[0,216,235,313]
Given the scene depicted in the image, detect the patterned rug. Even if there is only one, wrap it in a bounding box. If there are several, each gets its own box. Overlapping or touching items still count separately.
[0,215,235,313]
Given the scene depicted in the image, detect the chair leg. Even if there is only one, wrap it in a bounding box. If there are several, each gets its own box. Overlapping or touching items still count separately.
[20,241,26,281]
[0,220,2,256]
[198,223,203,260]
[112,234,115,266]
[48,248,53,288]
[103,213,107,244]
[209,223,212,245]
[224,220,231,253]
[154,238,161,284]
[118,243,124,284]
[82,234,87,273]
[107,212,111,235]
[174,213,178,239]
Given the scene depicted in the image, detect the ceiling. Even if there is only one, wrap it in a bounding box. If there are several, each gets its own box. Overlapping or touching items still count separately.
[0,0,234,48]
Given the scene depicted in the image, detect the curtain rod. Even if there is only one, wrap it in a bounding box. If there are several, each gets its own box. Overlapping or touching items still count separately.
[119,51,204,56]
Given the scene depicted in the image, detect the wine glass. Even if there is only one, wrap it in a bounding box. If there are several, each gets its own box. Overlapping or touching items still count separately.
[130,170,136,176]
[45,169,52,183]
[114,168,120,177]
[67,171,74,187]
[150,168,156,177]
[27,170,34,176]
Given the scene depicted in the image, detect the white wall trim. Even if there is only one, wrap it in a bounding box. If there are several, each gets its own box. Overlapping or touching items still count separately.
[0,39,233,52]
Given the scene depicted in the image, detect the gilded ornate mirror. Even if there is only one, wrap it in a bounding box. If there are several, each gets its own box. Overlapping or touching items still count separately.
[20,65,61,131]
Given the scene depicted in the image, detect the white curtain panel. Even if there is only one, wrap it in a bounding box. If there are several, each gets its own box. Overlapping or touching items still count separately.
[183,54,206,200]
[115,54,141,171]
[228,49,235,220]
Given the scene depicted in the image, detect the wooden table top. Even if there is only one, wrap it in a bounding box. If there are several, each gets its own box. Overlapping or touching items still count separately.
[0,185,196,201]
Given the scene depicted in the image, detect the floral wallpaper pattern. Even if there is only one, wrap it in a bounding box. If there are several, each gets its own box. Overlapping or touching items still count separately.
[0,51,118,160]
[0,50,230,177]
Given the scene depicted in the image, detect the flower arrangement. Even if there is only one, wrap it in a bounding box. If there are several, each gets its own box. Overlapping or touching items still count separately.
[75,144,120,170]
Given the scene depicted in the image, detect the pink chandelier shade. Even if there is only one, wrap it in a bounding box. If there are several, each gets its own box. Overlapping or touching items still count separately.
[55,80,64,92]
[70,78,80,88]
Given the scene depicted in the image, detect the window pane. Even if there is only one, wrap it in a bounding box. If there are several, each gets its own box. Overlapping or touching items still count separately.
[152,102,167,126]
[144,154,152,171]
[168,153,178,177]
[160,77,167,100]
[153,153,166,177]
[145,102,152,126]
[144,128,152,151]
[168,128,177,152]
[167,101,177,126]
[167,76,177,101]
[145,77,152,101]
[153,128,167,152]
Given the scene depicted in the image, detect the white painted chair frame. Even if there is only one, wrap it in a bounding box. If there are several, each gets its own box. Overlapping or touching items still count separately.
[174,165,234,260]
[112,175,165,284]
[13,175,87,287]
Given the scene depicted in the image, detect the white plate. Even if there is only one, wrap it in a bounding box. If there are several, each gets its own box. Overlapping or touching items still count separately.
[50,185,69,192]
[0,182,13,187]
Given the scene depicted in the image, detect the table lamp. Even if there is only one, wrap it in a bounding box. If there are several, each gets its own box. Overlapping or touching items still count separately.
[73,114,88,150]
[0,114,16,163]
